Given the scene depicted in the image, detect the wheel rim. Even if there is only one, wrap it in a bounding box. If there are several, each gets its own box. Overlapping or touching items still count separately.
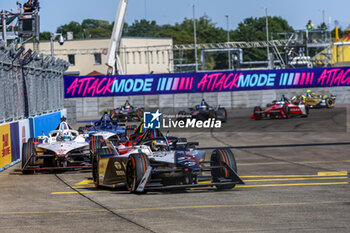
[126,159,136,191]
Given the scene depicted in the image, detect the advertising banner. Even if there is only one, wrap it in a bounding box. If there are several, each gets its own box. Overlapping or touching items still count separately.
[64,67,350,98]
[10,122,20,162]
[0,124,12,168]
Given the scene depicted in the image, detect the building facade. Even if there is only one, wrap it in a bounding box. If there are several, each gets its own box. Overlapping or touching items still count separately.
[25,37,173,76]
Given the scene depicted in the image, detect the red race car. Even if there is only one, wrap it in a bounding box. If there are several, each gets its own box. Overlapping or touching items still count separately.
[251,97,309,120]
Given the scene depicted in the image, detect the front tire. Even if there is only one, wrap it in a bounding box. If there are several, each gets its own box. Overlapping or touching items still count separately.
[126,153,150,193]
[210,148,237,190]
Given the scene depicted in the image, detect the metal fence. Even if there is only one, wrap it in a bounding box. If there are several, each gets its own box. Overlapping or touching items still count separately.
[0,40,70,123]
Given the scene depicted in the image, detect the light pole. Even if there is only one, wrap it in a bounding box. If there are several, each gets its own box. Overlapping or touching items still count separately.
[265,8,270,68]
[50,33,64,57]
[226,15,230,70]
[192,4,198,72]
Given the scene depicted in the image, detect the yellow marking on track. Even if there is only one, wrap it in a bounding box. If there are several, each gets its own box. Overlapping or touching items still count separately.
[67,186,95,189]
[51,190,109,195]
[244,177,348,182]
[240,160,350,166]
[237,182,348,188]
[241,171,347,178]
[75,180,93,185]
[318,171,348,176]
[2,200,350,215]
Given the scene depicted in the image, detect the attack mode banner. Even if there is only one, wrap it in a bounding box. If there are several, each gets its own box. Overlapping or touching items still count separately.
[64,67,350,98]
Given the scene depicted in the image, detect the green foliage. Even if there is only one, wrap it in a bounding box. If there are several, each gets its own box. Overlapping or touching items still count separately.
[231,16,293,61]
[39,31,51,41]
[123,19,160,37]
[53,15,294,67]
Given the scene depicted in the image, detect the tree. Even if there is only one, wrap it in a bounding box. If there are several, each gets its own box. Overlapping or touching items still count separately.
[231,16,293,61]
[123,19,160,37]
[39,31,51,41]
[56,21,84,39]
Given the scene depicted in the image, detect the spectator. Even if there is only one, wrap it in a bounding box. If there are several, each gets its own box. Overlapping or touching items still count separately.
[306,20,314,43]
[23,0,34,12]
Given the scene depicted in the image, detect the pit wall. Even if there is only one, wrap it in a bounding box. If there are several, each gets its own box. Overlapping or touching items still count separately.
[0,110,66,172]
[65,86,350,119]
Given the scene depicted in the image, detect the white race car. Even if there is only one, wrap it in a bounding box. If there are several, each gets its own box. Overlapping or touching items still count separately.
[22,118,91,174]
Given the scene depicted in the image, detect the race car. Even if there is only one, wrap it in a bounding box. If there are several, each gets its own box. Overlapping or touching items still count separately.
[291,90,336,108]
[178,99,227,122]
[91,128,244,193]
[111,100,144,122]
[21,118,91,174]
[251,96,309,120]
[78,112,137,144]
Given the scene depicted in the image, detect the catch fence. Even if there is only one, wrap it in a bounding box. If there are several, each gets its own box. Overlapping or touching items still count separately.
[0,40,69,123]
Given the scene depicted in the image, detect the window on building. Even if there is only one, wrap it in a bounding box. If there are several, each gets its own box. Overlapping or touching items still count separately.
[132,52,136,64]
[151,51,154,64]
[145,51,148,64]
[68,54,75,65]
[94,53,102,65]
[126,52,130,64]
[156,51,159,64]
[162,51,165,64]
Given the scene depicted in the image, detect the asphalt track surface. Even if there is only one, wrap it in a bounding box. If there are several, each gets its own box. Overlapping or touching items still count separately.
[1,107,350,233]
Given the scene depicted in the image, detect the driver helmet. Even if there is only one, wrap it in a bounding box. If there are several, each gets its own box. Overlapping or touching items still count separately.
[104,109,109,114]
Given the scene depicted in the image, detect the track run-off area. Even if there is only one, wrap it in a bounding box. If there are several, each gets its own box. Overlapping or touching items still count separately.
[0,107,349,233]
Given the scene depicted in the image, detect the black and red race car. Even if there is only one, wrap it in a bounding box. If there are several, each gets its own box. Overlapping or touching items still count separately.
[110,101,144,122]
[251,97,309,120]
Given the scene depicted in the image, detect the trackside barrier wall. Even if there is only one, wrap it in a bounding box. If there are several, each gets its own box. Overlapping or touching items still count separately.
[0,110,66,172]
[64,67,350,118]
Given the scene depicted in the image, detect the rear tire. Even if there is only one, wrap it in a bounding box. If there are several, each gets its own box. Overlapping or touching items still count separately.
[210,148,237,190]
[253,106,262,120]
[92,156,100,188]
[21,143,34,174]
[126,153,150,193]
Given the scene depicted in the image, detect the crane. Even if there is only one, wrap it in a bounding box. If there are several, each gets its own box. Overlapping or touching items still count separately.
[106,0,128,75]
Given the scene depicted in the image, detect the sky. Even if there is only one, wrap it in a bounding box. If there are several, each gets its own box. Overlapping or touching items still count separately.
[1,0,350,33]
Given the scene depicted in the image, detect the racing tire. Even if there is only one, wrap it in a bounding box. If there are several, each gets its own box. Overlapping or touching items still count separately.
[282,105,290,119]
[253,106,262,120]
[21,143,34,174]
[326,98,334,108]
[217,108,227,123]
[125,125,136,138]
[210,148,237,190]
[126,153,150,193]
[90,136,104,155]
[92,156,100,188]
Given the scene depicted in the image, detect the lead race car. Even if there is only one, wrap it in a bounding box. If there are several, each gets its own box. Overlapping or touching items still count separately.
[178,99,227,122]
[22,118,91,174]
[291,90,336,109]
[110,100,144,122]
[251,96,309,120]
[91,128,244,193]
